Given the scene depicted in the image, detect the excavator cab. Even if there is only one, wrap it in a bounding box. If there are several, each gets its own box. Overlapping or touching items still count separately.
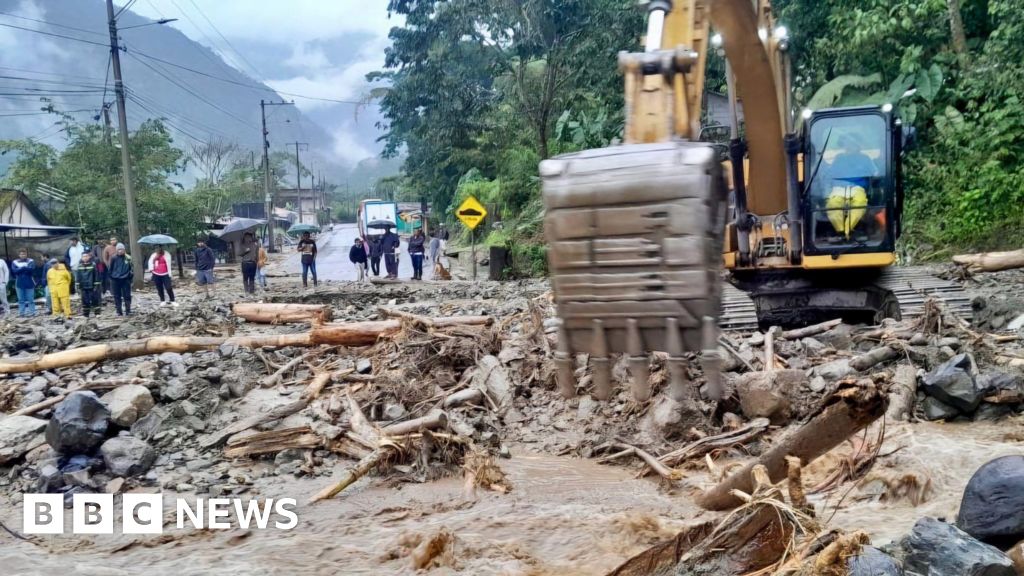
[802,106,903,258]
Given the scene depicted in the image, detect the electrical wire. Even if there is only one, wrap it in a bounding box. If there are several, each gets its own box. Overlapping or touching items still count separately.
[126,87,237,141]
[0,65,105,83]
[125,92,207,143]
[126,51,253,129]
[115,0,139,19]
[0,22,111,48]
[185,0,266,81]
[0,11,108,37]
[0,75,107,89]
[168,0,249,74]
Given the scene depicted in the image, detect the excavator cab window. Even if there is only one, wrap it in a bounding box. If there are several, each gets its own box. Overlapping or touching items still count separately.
[803,111,893,255]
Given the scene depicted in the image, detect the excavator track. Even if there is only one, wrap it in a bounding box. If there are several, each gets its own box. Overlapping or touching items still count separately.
[719,267,973,331]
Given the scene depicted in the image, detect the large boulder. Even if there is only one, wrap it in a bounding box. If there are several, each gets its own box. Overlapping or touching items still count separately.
[735,369,807,424]
[976,372,1024,404]
[848,546,903,575]
[45,391,110,454]
[99,436,155,476]
[958,456,1024,546]
[101,385,154,427]
[921,396,961,421]
[921,354,981,413]
[902,517,1014,576]
[0,415,47,464]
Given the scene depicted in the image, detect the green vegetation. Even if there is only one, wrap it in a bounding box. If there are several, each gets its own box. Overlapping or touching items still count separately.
[374,0,1024,271]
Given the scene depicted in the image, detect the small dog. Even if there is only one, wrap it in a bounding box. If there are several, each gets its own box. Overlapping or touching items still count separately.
[433,258,452,281]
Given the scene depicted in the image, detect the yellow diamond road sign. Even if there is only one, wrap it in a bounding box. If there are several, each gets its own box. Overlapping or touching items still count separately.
[456,196,487,230]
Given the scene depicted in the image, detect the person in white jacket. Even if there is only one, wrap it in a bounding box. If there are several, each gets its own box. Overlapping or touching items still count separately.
[0,257,9,315]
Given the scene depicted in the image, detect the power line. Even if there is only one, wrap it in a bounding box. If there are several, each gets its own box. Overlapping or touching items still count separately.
[125,92,207,143]
[0,11,108,37]
[126,87,238,141]
[0,65,105,83]
[168,0,248,74]
[185,0,265,81]
[126,51,253,129]
[115,0,139,19]
[0,22,111,48]
[0,75,107,89]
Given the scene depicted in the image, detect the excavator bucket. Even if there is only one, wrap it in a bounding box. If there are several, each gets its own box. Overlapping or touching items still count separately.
[541,142,729,403]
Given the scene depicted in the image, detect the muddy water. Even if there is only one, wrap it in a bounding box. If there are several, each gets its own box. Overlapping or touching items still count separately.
[3,422,1021,575]
[0,450,700,576]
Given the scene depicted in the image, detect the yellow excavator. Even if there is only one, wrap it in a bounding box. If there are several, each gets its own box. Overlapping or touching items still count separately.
[540,0,958,402]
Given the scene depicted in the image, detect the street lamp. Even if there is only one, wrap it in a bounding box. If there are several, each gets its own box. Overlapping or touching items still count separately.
[120,18,178,30]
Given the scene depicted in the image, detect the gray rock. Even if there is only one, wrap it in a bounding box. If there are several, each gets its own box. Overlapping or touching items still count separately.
[848,546,903,575]
[937,337,962,350]
[225,377,250,399]
[42,372,59,384]
[36,463,64,492]
[202,367,224,383]
[45,392,110,454]
[473,355,514,408]
[183,416,206,432]
[977,372,1023,403]
[816,359,854,381]
[160,378,189,401]
[902,517,1013,576]
[355,358,373,374]
[169,363,188,377]
[975,403,1014,421]
[275,448,305,466]
[922,354,980,412]
[577,395,598,419]
[958,456,1024,546]
[157,352,183,366]
[130,407,167,441]
[800,337,828,356]
[808,375,828,392]
[25,376,49,393]
[818,323,855,350]
[101,385,155,427]
[922,396,960,421]
[62,468,91,488]
[176,400,197,416]
[19,391,44,408]
[100,436,156,476]
[185,459,213,472]
[642,394,702,439]
[1007,313,1024,332]
[383,403,406,421]
[218,343,237,358]
[736,369,806,424]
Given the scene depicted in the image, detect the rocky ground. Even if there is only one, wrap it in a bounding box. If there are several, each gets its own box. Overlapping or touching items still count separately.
[0,263,1022,575]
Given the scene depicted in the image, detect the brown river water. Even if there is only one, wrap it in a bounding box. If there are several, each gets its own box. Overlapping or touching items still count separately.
[1,421,1021,575]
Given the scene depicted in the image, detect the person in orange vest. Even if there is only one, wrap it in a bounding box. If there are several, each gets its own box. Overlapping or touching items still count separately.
[46,260,73,319]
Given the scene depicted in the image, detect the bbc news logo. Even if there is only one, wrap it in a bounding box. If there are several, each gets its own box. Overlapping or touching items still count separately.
[24,493,298,534]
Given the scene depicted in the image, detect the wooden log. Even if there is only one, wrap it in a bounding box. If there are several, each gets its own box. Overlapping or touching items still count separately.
[224,426,323,458]
[609,443,682,481]
[309,445,393,503]
[201,399,310,448]
[886,364,918,421]
[850,344,900,371]
[232,302,333,324]
[380,409,448,437]
[953,248,1024,273]
[443,388,483,408]
[763,327,779,370]
[261,351,316,388]
[781,318,842,340]
[696,382,887,511]
[656,418,771,468]
[0,317,486,374]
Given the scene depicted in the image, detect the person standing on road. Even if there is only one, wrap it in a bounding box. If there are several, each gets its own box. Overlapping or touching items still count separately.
[368,235,383,277]
[109,243,133,316]
[91,239,106,296]
[66,237,85,269]
[148,247,177,306]
[239,232,258,294]
[75,252,101,317]
[41,255,55,314]
[0,255,9,315]
[11,250,36,316]
[381,228,400,279]
[103,236,118,294]
[194,238,216,298]
[297,231,318,288]
[257,243,268,290]
[47,260,72,319]
[408,228,426,280]
[349,237,368,282]
[438,224,450,252]
[429,233,441,263]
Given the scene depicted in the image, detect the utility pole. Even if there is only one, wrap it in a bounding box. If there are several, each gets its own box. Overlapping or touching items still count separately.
[287,141,308,223]
[106,0,144,289]
[259,100,294,252]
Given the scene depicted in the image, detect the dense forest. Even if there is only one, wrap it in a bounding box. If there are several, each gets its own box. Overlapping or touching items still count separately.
[371,0,1024,269]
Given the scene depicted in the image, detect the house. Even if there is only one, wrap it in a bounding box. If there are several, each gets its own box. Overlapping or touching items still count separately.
[0,189,52,236]
[704,90,745,135]
[0,189,79,260]
[276,187,323,224]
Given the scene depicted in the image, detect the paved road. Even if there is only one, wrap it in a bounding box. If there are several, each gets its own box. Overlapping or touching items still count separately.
[276,223,434,282]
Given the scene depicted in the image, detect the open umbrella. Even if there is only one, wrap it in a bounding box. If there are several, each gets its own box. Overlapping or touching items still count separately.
[218,218,265,244]
[138,234,178,245]
[367,219,396,230]
[218,217,265,237]
[286,223,321,236]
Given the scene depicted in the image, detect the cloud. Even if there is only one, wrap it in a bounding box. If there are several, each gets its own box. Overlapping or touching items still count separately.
[284,43,332,72]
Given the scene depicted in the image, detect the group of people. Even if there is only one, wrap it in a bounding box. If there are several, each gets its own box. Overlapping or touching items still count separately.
[0,236,135,319]
[348,225,447,281]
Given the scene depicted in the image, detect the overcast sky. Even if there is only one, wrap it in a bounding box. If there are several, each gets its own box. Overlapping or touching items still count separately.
[128,0,400,164]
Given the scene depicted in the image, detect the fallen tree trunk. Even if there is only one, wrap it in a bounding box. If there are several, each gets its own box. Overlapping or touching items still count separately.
[953,248,1024,273]
[224,426,323,458]
[781,318,842,340]
[697,381,887,511]
[443,388,483,409]
[202,399,312,448]
[850,344,900,371]
[656,417,770,469]
[232,302,334,324]
[0,317,487,374]
[380,409,448,437]
[886,364,918,421]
